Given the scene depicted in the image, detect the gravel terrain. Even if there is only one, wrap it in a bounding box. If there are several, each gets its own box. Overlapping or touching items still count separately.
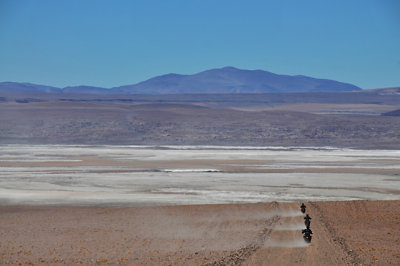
[1,201,399,265]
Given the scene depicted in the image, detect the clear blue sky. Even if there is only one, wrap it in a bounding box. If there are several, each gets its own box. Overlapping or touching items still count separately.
[0,0,399,89]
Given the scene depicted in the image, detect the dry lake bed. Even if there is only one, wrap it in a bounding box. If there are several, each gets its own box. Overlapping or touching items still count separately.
[1,145,399,206]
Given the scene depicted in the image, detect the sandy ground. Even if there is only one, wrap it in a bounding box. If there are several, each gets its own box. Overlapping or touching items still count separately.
[1,200,399,265]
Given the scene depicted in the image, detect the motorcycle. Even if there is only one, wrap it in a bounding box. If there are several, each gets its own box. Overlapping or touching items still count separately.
[300,206,306,213]
[303,232,312,243]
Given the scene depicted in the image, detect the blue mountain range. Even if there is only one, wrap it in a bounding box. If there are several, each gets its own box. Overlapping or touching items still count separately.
[0,66,362,94]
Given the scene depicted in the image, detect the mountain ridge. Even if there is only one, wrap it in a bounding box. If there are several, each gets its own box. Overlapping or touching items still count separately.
[0,66,362,94]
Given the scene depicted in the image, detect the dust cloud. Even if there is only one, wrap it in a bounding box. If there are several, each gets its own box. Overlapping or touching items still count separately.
[272,222,305,231]
[265,239,309,248]
[127,207,306,251]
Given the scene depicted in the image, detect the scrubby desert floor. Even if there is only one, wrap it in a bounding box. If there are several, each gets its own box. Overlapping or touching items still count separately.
[1,95,400,148]
[0,201,399,265]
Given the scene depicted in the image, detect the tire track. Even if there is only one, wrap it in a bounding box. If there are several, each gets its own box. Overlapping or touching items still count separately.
[206,216,280,266]
[310,202,363,265]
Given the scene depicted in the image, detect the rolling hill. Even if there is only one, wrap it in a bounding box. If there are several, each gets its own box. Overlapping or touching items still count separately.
[115,66,362,94]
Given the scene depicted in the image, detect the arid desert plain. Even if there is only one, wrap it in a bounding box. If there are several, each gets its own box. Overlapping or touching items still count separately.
[1,145,400,265]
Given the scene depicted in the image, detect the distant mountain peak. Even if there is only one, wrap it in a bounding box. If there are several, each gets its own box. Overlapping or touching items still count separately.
[114,67,361,94]
[220,66,239,70]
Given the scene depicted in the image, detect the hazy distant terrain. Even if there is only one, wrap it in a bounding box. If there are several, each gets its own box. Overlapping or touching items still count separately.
[1,90,400,148]
[382,109,400,116]
[0,67,362,94]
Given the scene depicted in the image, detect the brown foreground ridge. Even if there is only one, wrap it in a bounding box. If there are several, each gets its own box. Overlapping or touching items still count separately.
[0,200,399,265]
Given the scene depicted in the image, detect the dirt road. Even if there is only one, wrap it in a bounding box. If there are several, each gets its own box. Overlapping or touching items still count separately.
[1,201,399,265]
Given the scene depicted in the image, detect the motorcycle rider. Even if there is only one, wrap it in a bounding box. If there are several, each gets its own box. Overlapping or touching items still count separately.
[304,214,311,227]
[302,228,313,235]
[300,203,306,212]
